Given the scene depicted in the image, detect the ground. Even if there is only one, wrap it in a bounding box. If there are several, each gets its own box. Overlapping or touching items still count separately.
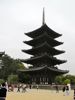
[6,89,73,100]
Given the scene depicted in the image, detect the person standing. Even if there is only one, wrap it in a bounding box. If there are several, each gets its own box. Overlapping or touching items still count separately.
[55,85,59,93]
[0,83,7,100]
[65,85,69,95]
[22,84,26,93]
[29,84,31,89]
[62,85,66,96]
[17,84,20,92]
[37,84,39,91]
[74,89,75,100]
[67,83,71,95]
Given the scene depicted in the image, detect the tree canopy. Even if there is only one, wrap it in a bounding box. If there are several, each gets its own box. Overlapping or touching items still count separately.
[55,75,75,85]
[0,54,25,80]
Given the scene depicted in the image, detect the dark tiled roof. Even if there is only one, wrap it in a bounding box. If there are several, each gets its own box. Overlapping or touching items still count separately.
[21,53,66,65]
[19,66,69,74]
[24,33,63,47]
[25,24,62,38]
[22,42,65,56]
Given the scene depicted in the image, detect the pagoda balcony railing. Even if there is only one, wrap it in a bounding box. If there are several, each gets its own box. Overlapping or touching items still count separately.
[33,53,53,57]
[33,64,54,68]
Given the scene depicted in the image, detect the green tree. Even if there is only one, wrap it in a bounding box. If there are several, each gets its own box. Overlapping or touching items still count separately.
[55,75,64,84]
[63,79,70,85]
[8,74,18,84]
[65,75,75,84]
[55,75,75,85]
[0,54,25,80]
[18,73,31,83]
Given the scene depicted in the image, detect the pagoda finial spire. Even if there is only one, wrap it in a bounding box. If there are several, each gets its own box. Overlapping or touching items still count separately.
[42,8,45,25]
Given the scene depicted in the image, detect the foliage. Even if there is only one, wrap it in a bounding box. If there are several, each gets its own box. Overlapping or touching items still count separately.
[0,79,5,85]
[7,74,18,84]
[55,75,63,84]
[18,73,31,83]
[63,79,70,84]
[65,75,75,84]
[55,75,75,85]
[0,54,25,80]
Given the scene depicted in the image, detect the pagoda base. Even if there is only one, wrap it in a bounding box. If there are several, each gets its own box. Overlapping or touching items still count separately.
[18,66,69,84]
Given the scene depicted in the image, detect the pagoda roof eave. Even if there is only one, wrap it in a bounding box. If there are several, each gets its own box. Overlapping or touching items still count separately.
[22,42,65,56]
[19,66,69,74]
[24,33,63,47]
[21,54,67,65]
[25,24,62,38]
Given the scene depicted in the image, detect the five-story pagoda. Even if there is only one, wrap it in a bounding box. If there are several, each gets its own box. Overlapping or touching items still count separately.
[20,9,69,84]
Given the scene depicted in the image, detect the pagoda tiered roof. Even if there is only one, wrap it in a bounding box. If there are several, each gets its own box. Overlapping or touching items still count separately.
[21,8,68,76]
[19,66,69,74]
[22,53,66,66]
[22,42,65,56]
[20,9,68,84]
[25,24,62,39]
[24,33,63,47]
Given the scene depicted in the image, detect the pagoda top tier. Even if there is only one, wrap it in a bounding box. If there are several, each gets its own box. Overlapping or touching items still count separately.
[25,24,62,39]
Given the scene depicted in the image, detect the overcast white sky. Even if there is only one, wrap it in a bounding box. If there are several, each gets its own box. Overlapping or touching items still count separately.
[0,0,75,74]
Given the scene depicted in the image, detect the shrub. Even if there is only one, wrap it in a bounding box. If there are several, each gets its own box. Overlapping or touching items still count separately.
[7,74,18,84]
[63,79,70,85]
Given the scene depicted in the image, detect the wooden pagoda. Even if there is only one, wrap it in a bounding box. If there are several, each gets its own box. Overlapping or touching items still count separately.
[20,9,69,84]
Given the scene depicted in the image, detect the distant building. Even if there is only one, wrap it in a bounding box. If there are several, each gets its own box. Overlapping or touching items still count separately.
[19,9,69,84]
